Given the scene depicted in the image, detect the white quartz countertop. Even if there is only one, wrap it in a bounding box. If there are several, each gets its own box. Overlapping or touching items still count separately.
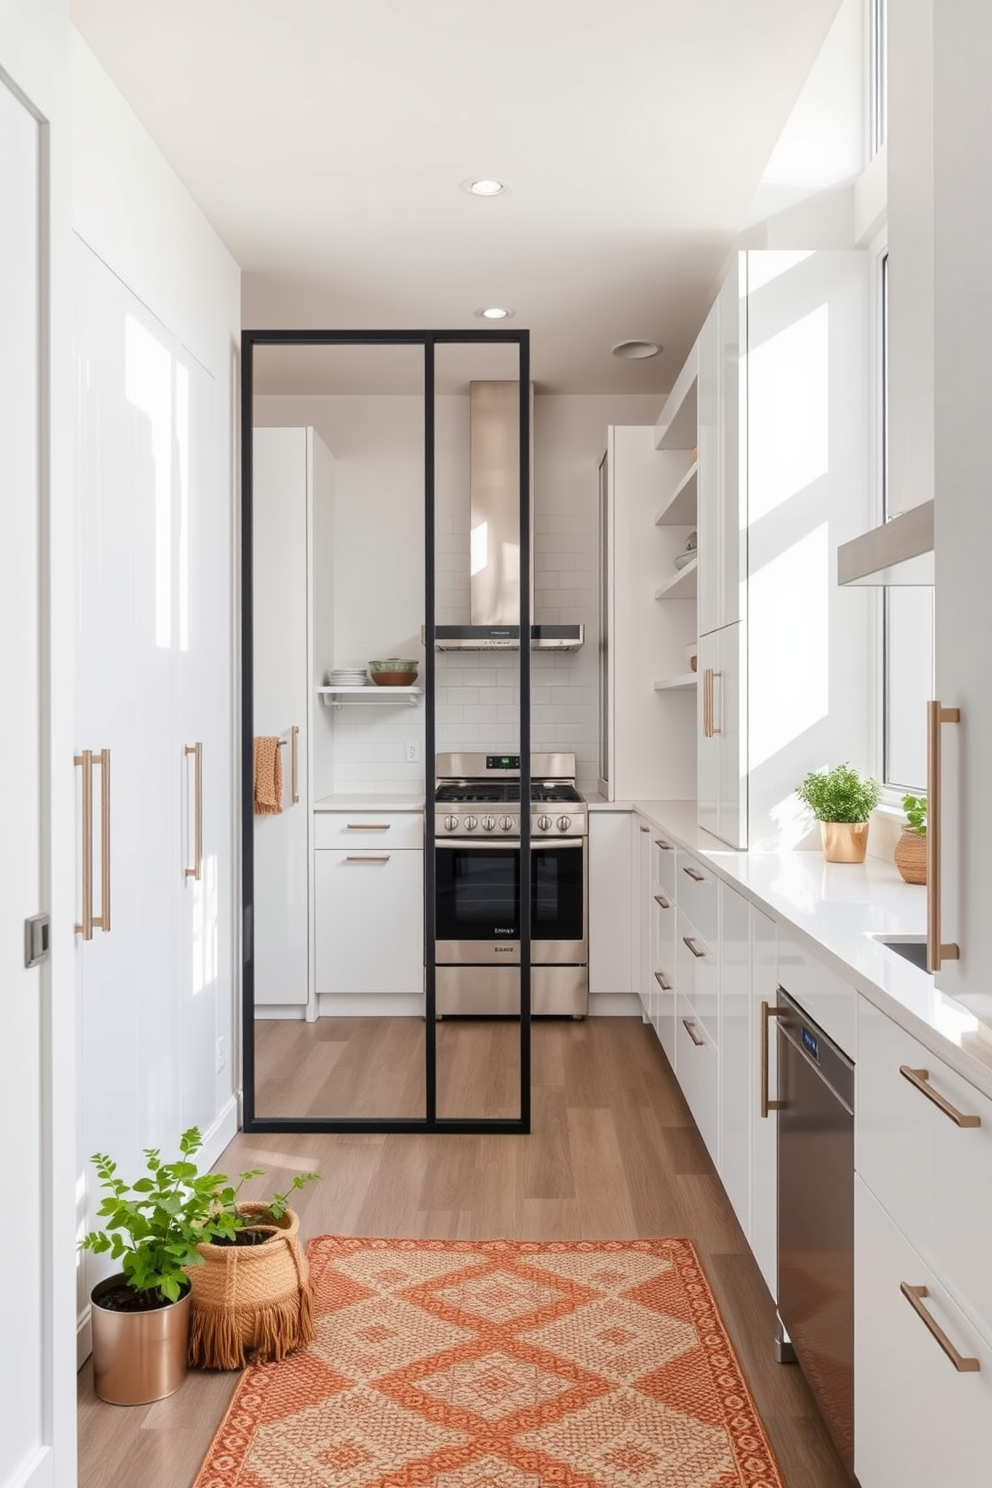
[313,793,425,812]
[601,798,992,1100]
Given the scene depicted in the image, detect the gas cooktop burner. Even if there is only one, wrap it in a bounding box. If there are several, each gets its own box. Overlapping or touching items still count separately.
[434,782,583,805]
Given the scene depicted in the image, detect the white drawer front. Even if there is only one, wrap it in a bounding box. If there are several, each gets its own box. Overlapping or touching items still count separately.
[651,830,678,898]
[777,935,856,1056]
[677,850,718,943]
[855,1177,992,1488]
[314,810,424,850]
[314,848,424,995]
[676,908,718,1038]
[676,992,719,1165]
[857,997,992,1340]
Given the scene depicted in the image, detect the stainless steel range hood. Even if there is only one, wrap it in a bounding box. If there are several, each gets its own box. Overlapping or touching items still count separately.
[837,500,934,586]
[434,381,584,651]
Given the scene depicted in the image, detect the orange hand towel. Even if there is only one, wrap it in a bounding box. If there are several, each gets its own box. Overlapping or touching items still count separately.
[254,736,283,815]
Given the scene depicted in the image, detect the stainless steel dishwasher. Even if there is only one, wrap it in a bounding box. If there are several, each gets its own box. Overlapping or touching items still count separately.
[777,989,855,1476]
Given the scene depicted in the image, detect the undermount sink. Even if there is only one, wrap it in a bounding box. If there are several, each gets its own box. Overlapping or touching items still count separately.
[872,934,929,972]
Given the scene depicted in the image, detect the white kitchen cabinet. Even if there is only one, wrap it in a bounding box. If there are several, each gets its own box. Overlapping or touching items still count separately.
[675,990,719,1162]
[855,1176,992,1488]
[697,621,746,849]
[588,811,633,998]
[650,837,677,1064]
[749,904,778,1298]
[633,815,652,1020]
[74,236,233,1320]
[598,427,695,800]
[252,427,334,1012]
[718,881,751,1238]
[314,844,423,999]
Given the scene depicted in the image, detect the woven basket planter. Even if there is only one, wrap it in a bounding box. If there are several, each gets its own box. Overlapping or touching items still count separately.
[187,1203,315,1370]
[894,827,927,885]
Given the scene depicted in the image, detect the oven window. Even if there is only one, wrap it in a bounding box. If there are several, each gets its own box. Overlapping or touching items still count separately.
[436,848,519,941]
[534,845,584,943]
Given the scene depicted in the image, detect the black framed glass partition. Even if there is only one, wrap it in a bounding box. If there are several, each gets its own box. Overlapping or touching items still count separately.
[241,328,531,1133]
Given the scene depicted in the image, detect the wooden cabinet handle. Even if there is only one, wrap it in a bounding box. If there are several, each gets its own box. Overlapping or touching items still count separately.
[345,854,391,863]
[654,893,671,909]
[290,724,300,805]
[682,866,705,883]
[682,1017,705,1047]
[655,838,673,851]
[75,748,111,936]
[760,1000,786,1118]
[682,935,705,959]
[899,1066,981,1128]
[926,699,960,971]
[900,1283,980,1372]
[654,971,672,992]
[346,823,391,830]
[184,742,203,881]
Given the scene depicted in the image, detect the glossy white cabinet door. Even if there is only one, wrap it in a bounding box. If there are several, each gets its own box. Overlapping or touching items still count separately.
[697,623,746,849]
[719,881,751,1237]
[675,991,719,1163]
[696,301,720,639]
[855,1176,992,1488]
[856,997,992,1341]
[634,816,652,1018]
[750,904,778,1298]
[651,867,677,1066]
[697,629,719,840]
[588,811,632,996]
[252,428,311,1008]
[717,263,745,631]
[314,850,424,996]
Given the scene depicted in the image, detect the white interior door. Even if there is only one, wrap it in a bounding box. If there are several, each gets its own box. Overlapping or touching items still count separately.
[0,24,72,1487]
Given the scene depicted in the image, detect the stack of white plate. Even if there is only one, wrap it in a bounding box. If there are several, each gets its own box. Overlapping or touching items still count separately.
[326,666,369,687]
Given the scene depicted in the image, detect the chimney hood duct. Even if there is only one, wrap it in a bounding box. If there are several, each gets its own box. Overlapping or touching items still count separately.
[837,500,934,586]
[433,381,584,651]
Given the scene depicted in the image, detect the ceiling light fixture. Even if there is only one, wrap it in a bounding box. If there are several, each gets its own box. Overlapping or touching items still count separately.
[611,339,661,359]
[474,306,515,320]
[462,177,510,197]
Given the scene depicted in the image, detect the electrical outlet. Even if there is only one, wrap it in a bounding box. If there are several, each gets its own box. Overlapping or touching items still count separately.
[215,1036,226,1074]
[405,739,421,764]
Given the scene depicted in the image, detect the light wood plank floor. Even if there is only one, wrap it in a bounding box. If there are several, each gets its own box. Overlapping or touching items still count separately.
[77,1018,849,1488]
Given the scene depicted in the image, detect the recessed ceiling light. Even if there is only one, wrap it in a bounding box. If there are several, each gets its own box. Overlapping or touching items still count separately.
[462,177,510,197]
[612,339,662,359]
[474,306,515,320]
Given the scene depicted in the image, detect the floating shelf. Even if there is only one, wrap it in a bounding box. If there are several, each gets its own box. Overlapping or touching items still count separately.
[654,673,698,692]
[654,556,698,600]
[655,461,698,525]
[654,345,699,450]
[317,686,422,708]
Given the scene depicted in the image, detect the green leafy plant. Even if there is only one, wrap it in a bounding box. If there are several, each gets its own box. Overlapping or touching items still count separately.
[79,1127,318,1303]
[795,763,881,823]
[902,792,927,836]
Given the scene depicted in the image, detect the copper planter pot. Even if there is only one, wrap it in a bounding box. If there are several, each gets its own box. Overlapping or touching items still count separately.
[820,821,869,864]
[91,1274,191,1405]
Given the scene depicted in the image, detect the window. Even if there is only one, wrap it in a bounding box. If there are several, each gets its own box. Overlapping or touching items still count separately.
[870,0,887,156]
[878,251,934,795]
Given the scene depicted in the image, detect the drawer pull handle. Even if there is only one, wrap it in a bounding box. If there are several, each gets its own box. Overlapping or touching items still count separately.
[654,971,672,991]
[682,866,705,883]
[639,824,650,833]
[760,1000,786,1118]
[654,893,671,909]
[900,1283,980,1372]
[655,838,673,851]
[682,935,705,959]
[682,1017,705,1048]
[926,700,961,971]
[290,724,300,805]
[899,1066,981,1128]
[345,854,391,863]
[346,823,391,830]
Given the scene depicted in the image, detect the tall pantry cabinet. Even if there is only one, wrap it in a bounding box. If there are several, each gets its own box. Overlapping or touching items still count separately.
[73,239,234,1336]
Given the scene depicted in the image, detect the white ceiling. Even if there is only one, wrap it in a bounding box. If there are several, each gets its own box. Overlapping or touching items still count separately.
[71,0,847,396]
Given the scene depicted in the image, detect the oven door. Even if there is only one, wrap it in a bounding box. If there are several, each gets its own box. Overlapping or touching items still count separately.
[435,839,587,965]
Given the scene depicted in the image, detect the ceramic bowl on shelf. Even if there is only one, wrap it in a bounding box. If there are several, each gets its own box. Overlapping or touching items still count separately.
[368,659,419,686]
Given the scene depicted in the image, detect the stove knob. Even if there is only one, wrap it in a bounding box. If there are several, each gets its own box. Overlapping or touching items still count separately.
[537,814,552,832]
[482,815,496,832]
[444,815,459,832]
[464,815,478,831]
[557,815,572,833]
[499,815,514,832]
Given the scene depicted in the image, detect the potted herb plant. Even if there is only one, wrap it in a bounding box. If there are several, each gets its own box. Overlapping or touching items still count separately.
[894,792,927,884]
[80,1127,242,1404]
[80,1128,319,1401]
[796,763,881,863]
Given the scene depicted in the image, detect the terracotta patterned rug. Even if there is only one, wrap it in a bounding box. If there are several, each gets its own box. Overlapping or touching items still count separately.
[192,1236,784,1488]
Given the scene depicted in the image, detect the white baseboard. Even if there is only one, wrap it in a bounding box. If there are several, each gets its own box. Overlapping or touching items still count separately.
[588,993,641,1017]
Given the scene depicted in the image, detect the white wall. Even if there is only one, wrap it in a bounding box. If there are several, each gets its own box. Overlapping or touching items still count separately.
[70,31,241,1170]
[255,391,658,790]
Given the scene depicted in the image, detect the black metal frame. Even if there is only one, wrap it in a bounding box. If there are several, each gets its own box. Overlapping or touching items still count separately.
[241,328,531,1133]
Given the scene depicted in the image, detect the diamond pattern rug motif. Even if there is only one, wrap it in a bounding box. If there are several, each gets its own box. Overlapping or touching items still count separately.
[192,1237,784,1488]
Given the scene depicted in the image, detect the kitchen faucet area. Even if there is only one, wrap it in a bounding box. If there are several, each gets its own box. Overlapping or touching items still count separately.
[8,3,992,1487]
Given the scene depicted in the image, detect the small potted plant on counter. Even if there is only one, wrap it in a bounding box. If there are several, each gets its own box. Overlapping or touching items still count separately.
[894,792,927,884]
[796,762,881,863]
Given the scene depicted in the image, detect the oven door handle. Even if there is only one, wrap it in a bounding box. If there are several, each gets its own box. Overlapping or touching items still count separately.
[434,838,586,851]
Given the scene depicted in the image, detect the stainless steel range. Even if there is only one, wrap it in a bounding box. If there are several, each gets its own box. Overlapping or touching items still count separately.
[434,752,588,1017]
